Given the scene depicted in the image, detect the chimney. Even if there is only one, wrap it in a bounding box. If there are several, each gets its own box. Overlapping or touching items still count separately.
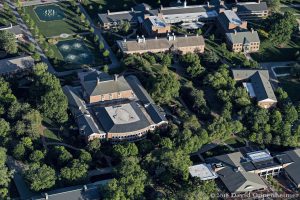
[234,29,237,35]
[257,0,261,3]
[183,0,187,7]
[107,10,110,15]
[97,77,101,84]
[232,6,237,12]
[142,35,145,43]
[155,36,158,40]
[124,38,127,42]
[44,193,49,200]
[114,74,118,81]
[185,34,187,37]
[172,32,176,40]
[131,7,134,12]
[220,0,224,6]
[251,28,254,33]
[160,5,163,10]
[207,2,210,7]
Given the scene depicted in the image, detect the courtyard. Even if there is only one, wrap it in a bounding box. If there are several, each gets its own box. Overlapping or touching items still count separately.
[23,2,87,37]
[48,35,109,71]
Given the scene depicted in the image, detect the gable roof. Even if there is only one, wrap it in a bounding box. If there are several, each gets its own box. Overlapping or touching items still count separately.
[236,2,268,13]
[226,30,260,44]
[218,167,267,193]
[78,71,132,97]
[232,69,277,102]
[62,86,104,136]
[117,35,205,53]
[0,56,34,75]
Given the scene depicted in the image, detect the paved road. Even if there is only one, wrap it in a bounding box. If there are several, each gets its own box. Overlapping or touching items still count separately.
[78,3,120,69]
[6,0,57,75]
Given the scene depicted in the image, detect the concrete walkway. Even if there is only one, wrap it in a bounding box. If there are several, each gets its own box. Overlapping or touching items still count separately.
[78,3,120,69]
[6,0,57,75]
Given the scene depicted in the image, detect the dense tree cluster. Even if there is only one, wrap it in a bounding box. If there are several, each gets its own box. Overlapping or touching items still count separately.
[30,63,68,123]
[268,11,297,46]
[180,52,205,78]
[0,30,18,54]
[0,148,12,199]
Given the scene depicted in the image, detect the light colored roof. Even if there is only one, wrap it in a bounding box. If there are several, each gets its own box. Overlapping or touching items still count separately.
[226,30,260,44]
[117,35,205,53]
[78,71,132,97]
[93,102,151,134]
[0,56,34,75]
[189,164,218,180]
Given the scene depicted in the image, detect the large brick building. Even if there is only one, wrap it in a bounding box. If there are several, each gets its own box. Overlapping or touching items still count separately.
[117,34,205,55]
[63,70,168,142]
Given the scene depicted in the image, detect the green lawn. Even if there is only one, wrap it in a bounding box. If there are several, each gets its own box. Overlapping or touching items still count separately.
[48,34,110,72]
[24,2,87,37]
[279,76,300,102]
[251,39,300,62]
[43,129,62,142]
[280,6,300,14]
[224,137,246,149]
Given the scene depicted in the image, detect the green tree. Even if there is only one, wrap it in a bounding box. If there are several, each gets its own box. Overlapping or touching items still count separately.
[99,41,105,51]
[103,156,147,200]
[13,143,26,160]
[0,30,18,54]
[0,119,10,138]
[29,150,45,163]
[103,49,110,57]
[269,11,297,46]
[0,148,12,199]
[79,150,92,165]
[25,164,56,192]
[151,72,180,104]
[87,139,101,153]
[31,63,68,123]
[54,146,73,167]
[60,159,88,184]
[180,52,205,78]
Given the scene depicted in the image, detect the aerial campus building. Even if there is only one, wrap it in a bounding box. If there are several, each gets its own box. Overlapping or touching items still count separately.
[232,69,277,109]
[117,34,205,55]
[217,10,260,53]
[189,148,300,194]
[63,70,167,142]
[98,1,268,29]
[98,1,267,53]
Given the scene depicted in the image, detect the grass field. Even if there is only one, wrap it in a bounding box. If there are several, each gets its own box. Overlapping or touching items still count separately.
[279,76,300,102]
[48,34,110,72]
[251,38,300,62]
[24,1,87,37]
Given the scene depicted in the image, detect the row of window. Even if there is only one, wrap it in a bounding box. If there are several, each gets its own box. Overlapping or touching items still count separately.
[112,131,147,139]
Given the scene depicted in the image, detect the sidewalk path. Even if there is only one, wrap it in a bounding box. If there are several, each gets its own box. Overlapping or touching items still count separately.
[78,3,120,69]
[6,0,57,75]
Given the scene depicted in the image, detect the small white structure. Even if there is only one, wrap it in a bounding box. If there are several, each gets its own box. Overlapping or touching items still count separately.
[189,163,218,180]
